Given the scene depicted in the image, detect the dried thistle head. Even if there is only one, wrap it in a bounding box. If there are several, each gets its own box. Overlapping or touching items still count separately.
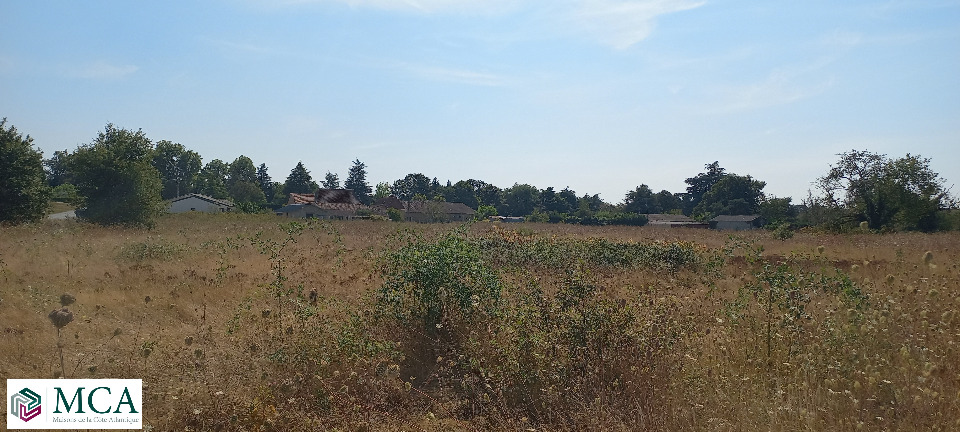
[48,308,74,329]
[59,293,76,306]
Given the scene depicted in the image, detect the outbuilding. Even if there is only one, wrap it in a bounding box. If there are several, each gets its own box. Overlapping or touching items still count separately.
[168,194,234,213]
[710,215,764,231]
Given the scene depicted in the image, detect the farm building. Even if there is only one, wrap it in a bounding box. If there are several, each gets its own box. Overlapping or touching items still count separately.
[403,200,476,223]
[371,196,477,223]
[168,194,234,213]
[277,188,377,220]
[274,202,375,220]
[646,214,708,228]
[710,215,764,231]
[287,188,361,205]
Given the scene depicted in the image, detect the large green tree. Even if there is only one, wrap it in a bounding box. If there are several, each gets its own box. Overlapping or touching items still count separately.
[0,118,51,224]
[344,159,372,204]
[499,183,540,216]
[683,161,727,215]
[44,149,74,187]
[694,174,766,219]
[196,159,230,199]
[69,124,163,227]
[391,173,433,201]
[322,171,340,189]
[817,150,950,231]
[282,161,318,195]
[623,184,660,214]
[442,180,480,209]
[152,140,201,199]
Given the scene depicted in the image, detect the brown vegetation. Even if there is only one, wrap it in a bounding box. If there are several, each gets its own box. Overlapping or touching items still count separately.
[1,213,958,430]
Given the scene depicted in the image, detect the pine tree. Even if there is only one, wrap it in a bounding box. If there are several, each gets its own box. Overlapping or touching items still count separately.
[283,161,317,194]
[344,159,372,204]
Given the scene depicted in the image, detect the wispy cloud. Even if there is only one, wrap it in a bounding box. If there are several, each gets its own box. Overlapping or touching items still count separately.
[711,59,834,113]
[67,61,139,79]
[268,0,703,48]
[271,0,518,14]
[562,0,705,49]
[398,63,509,86]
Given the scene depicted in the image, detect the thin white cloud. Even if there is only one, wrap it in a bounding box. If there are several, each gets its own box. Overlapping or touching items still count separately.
[398,63,509,86]
[266,0,703,48]
[712,59,834,113]
[563,0,706,49]
[273,0,518,14]
[67,61,139,79]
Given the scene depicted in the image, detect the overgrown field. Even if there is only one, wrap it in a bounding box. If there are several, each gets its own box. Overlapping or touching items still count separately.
[1,214,958,431]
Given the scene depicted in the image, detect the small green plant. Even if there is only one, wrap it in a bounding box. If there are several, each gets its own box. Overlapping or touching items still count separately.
[771,222,794,240]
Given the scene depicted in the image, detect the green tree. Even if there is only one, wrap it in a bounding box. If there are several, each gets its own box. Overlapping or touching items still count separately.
[44,149,74,187]
[0,119,51,224]
[228,156,257,189]
[476,182,503,209]
[69,124,163,227]
[759,196,797,225]
[256,163,275,203]
[694,174,766,219]
[152,140,201,199]
[443,180,480,209]
[655,189,681,213]
[229,181,266,210]
[373,182,391,199]
[196,159,229,199]
[683,161,727,215]
[344,159,372,205]
[391,173,433,201]
[322,171,340,189]
[817,150,951,231]
[500,183,540,216]
[282,161,318,195]
[623,184,660,214]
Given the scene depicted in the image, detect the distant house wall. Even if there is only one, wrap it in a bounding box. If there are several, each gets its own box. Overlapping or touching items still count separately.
[710,215,764,231]
[169,195,233,213]
[713,220,754,231]
[276,204,377,220]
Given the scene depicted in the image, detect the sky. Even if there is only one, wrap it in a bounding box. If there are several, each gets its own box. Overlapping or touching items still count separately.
[2,0,958,203]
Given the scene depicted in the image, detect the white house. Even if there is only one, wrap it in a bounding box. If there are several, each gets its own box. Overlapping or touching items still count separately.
[168,194,234,213]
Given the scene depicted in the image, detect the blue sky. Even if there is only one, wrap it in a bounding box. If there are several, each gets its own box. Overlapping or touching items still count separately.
[2,0,958,203]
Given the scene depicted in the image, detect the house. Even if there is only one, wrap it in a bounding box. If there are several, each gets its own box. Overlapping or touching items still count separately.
[288,188,361,205]
[275,202,373,220]
[276,188,377,220]
[645,214,708,228]
[168,194,234,213]
[710,215,764,231]
[403,200,476,223]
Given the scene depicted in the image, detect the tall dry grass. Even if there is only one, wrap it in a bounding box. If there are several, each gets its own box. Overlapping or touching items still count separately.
[0,214,957,430]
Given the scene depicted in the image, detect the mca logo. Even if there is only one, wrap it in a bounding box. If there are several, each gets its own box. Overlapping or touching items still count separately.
[10,388,41,422]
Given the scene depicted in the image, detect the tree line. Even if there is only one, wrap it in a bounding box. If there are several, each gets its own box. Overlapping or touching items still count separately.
[2,119,956,231]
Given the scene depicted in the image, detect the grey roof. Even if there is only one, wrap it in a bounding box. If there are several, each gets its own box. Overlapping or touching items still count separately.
[710,215,761,222]
[646,214,696,223]
[169,193,234,207]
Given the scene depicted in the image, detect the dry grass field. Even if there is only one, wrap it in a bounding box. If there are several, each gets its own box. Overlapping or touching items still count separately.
[1,213,958,431]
